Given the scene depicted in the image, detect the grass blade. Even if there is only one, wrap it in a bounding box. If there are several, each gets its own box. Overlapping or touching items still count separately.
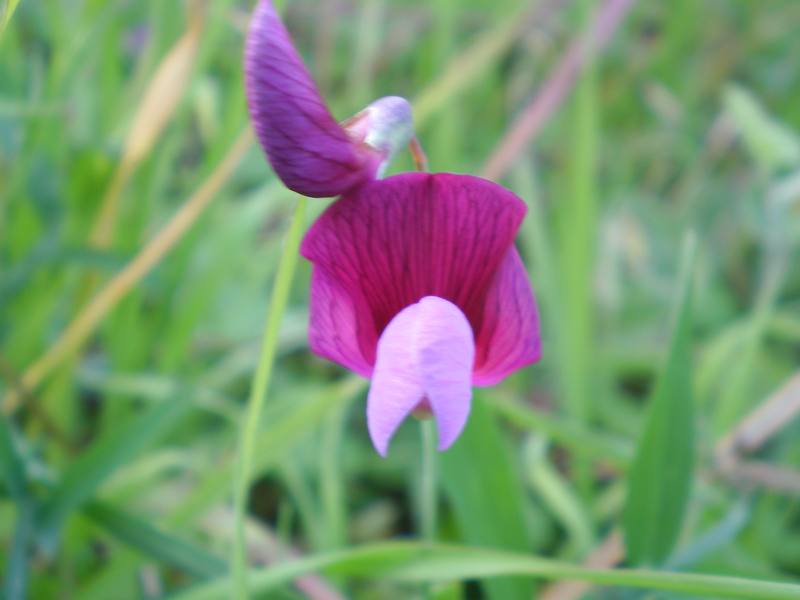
[83,501,227,579]
[440,396,534,600]
[167,541,800,600]
[623,234,697,565]
[1,412,32,598]
[1,130,252,414]
[168,377,366,528]
[488,395,634,468]
[4,500,33,600]
[412,1,537,129]
[89,2,205,247]
[0,413,26,499]
[523,437,594,558]
[481,0,635,180]
[37,396,192,537]
[724,84,800,173]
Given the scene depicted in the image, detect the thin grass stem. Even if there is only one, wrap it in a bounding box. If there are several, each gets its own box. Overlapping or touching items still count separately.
[232,196,307,599]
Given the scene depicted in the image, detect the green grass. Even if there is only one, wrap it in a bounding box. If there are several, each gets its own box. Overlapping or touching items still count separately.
[2,0,800,599]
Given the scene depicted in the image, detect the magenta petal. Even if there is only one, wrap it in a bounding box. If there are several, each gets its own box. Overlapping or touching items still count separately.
[367,297,474,456]
[307,266,375,378]
[473,248,542,386]
[244,0,378,197]
[301,172,527,351]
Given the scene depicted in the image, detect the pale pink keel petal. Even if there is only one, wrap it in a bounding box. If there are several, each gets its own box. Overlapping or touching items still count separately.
[367,303,425,457]
[473,248,542,386]
[244,0,378,197]
[368,297,475,456]
[416,298,475,451]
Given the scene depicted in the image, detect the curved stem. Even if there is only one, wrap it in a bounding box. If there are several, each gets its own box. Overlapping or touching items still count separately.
[172,541,800,600]
[232,196,307,599]
[419,419,437,543]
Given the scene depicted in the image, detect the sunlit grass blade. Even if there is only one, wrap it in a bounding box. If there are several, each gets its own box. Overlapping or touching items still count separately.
[724,84,800,174]
[0,0,20,36]
[90,2,205,247]
[624,234,697,565]
[84,501,227,579]
[167,541,800,600]
[440,396,534,600]
[1,130,252,414]
[232,196,307,599]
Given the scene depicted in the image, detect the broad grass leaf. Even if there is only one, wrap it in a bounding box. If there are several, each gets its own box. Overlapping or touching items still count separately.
[37,397,192,538]
[623,235,697,565]
[440,395,534,600]
[84,501,227,579]
[724,85,800,173]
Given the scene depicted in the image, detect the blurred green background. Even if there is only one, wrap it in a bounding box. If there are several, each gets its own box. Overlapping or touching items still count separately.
[1,0,800,598]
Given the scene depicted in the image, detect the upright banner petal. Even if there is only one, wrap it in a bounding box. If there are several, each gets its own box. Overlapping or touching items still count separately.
[302,173,527,355]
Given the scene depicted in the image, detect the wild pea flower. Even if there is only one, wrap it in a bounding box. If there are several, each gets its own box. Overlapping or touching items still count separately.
[301,175,541,455]
[245,0,541,455]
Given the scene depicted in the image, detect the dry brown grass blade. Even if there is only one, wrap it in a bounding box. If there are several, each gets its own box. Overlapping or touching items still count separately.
[481,0,636,181]
[89,1,206,248]
[716,372,800,459]
[715,372,800,495]
[538,530,624,600]
[2,130,253,415]
[719,461,800,495]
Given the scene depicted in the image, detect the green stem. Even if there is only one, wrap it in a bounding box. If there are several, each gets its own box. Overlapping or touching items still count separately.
[419,419,437,543]
[320,403,347,550]
[559,0,598,499]
[232,197,307,599]
[171,541,800,600]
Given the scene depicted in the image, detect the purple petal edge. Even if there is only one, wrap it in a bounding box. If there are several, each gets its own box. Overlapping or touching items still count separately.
[472,247,542,386]
[244,0,378,197]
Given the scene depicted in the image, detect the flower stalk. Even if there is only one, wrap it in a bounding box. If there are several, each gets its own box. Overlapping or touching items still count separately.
[232,196,307,599]
[420,418,438,543]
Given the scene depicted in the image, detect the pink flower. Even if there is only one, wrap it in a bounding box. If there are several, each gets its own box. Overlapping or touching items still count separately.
[245,0,542,455]
[301,174,541,455]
